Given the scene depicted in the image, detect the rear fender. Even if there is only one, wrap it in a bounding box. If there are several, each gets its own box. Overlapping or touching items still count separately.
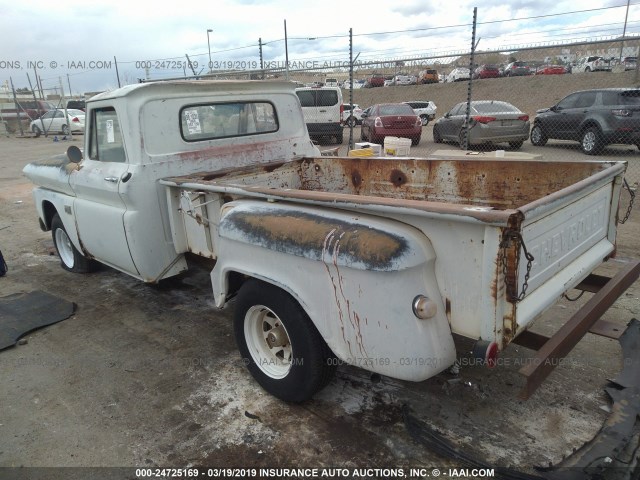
[211,200,457,381]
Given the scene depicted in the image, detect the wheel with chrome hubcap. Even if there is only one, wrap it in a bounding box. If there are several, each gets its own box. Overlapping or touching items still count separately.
[234,278,336,402]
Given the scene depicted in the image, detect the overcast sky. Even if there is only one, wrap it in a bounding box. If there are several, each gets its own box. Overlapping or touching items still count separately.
[1,0,638,95]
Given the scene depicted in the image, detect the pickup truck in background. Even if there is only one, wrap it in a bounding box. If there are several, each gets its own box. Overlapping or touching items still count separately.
[23,80,639,404]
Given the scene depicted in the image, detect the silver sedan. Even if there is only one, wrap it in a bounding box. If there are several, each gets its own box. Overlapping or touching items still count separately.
[432,100,530,149]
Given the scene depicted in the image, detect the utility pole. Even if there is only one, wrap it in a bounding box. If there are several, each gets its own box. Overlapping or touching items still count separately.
[59,77,72,140]
[9,77,24,136]
[284,19,290,80]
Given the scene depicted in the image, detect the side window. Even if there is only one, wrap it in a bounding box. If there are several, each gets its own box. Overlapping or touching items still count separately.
[180,102,278,142]
[55,111,64,118]
[557,93,579,109]
[89,107,127,163]
[450,104,464,116]
[574,92,596,108]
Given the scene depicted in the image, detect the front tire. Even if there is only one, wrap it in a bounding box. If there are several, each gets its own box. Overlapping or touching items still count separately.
[32,125,42,137]
[346,116,356,128]
[530,124,548,146]
[420,115,429,126]
[581,127,604,155]
[433,125,443,143]
[234,279,336,403]
[51,214,96,273]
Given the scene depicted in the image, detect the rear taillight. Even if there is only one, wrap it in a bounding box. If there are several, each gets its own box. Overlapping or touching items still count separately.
[71,117,80,123]
[518,115,529,121]
[374,117,383,127]
[340,104,344,123]
[612,109,632,117]
[472,116,496,124]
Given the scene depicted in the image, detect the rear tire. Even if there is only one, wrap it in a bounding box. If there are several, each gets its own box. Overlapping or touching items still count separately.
[420,115,429,126]
[51,214,97,273]
[458,130,468,149]
[62,124,70,135]
[346,117,356,128]
[509,141,524,150]
[336,134,343,144]
[581,127,604,155]
[412,135,421,146]
[530,124,548,146]
[234,279,337,402]
[32,125,42,137]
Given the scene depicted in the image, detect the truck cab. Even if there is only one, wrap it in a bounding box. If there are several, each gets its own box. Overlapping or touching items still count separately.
[23,80,320,282]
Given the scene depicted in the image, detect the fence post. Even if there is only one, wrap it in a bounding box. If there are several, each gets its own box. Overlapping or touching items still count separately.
[463,7,478,151]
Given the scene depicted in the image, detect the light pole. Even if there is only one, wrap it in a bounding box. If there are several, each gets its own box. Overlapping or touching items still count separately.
[207,29,213,73]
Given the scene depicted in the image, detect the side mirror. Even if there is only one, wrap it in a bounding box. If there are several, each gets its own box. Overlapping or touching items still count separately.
[444,113,450,118]
[67,145,83,163]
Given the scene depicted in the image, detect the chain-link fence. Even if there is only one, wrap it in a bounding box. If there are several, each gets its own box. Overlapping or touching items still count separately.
[3,6,640,195]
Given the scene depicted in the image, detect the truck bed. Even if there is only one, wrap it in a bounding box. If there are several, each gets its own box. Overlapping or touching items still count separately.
[161,154,627,354]
[163,155,624,225]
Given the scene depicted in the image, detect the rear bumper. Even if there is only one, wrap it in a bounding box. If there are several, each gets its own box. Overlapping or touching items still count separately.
[306,123,342,137]
[373,127,422,140]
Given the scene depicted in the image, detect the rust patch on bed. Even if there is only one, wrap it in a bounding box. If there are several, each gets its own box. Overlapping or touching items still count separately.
[390,169,408,187]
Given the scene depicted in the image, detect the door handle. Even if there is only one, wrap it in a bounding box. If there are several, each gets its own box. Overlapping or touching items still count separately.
[104,177,119,183]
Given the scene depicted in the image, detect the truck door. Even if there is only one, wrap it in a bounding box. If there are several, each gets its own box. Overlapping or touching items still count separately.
[69,106,139,275]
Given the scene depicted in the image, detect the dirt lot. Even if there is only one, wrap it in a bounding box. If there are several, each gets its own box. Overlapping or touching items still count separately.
[0,73,639,478]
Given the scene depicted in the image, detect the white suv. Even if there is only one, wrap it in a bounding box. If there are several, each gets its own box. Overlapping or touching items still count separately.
[403,101,438,126]
[295,86,344,144]
[343,103,364,127]
[575,56,613,72]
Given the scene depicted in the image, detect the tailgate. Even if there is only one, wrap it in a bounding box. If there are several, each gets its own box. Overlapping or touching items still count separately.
[511,164,625,334]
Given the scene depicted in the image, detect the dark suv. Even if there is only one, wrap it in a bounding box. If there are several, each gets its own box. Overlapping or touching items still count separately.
[530,88,640,155]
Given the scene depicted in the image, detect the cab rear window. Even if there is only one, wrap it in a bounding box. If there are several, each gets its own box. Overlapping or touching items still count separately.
[180,102,278,142]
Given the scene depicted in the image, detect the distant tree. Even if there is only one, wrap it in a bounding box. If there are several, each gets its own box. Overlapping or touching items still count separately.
[16,87,32,94]
[508,55,517,63]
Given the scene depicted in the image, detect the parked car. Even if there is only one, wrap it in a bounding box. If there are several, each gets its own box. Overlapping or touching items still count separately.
[341,80,364,89]
[574,56,612,73]
[0,99,56,121]
[30,108,86,136]
[394,75,414,86]
[621,56,637,70]
[66,99,86,111]
[360,103,422,145]
[343,103,364,127]
[364,74,385,88]
[446,68,470,83]
[432,100,530,149]
[535,64,567,75]
[530,88,640,155]
[503,61,532,76]
[472,64,501,79]
[403,101,437,126]
[384,79,395,87]
[419,69,439,84]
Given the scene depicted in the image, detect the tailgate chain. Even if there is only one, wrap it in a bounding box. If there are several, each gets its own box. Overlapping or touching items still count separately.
[500,230,534,302]
[619,178,635,224]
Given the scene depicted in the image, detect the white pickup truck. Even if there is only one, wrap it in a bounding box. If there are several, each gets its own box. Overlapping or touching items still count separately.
[23,80,639,403]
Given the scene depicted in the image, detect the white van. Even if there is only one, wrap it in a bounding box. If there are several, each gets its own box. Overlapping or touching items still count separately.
[295,86,344,144]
